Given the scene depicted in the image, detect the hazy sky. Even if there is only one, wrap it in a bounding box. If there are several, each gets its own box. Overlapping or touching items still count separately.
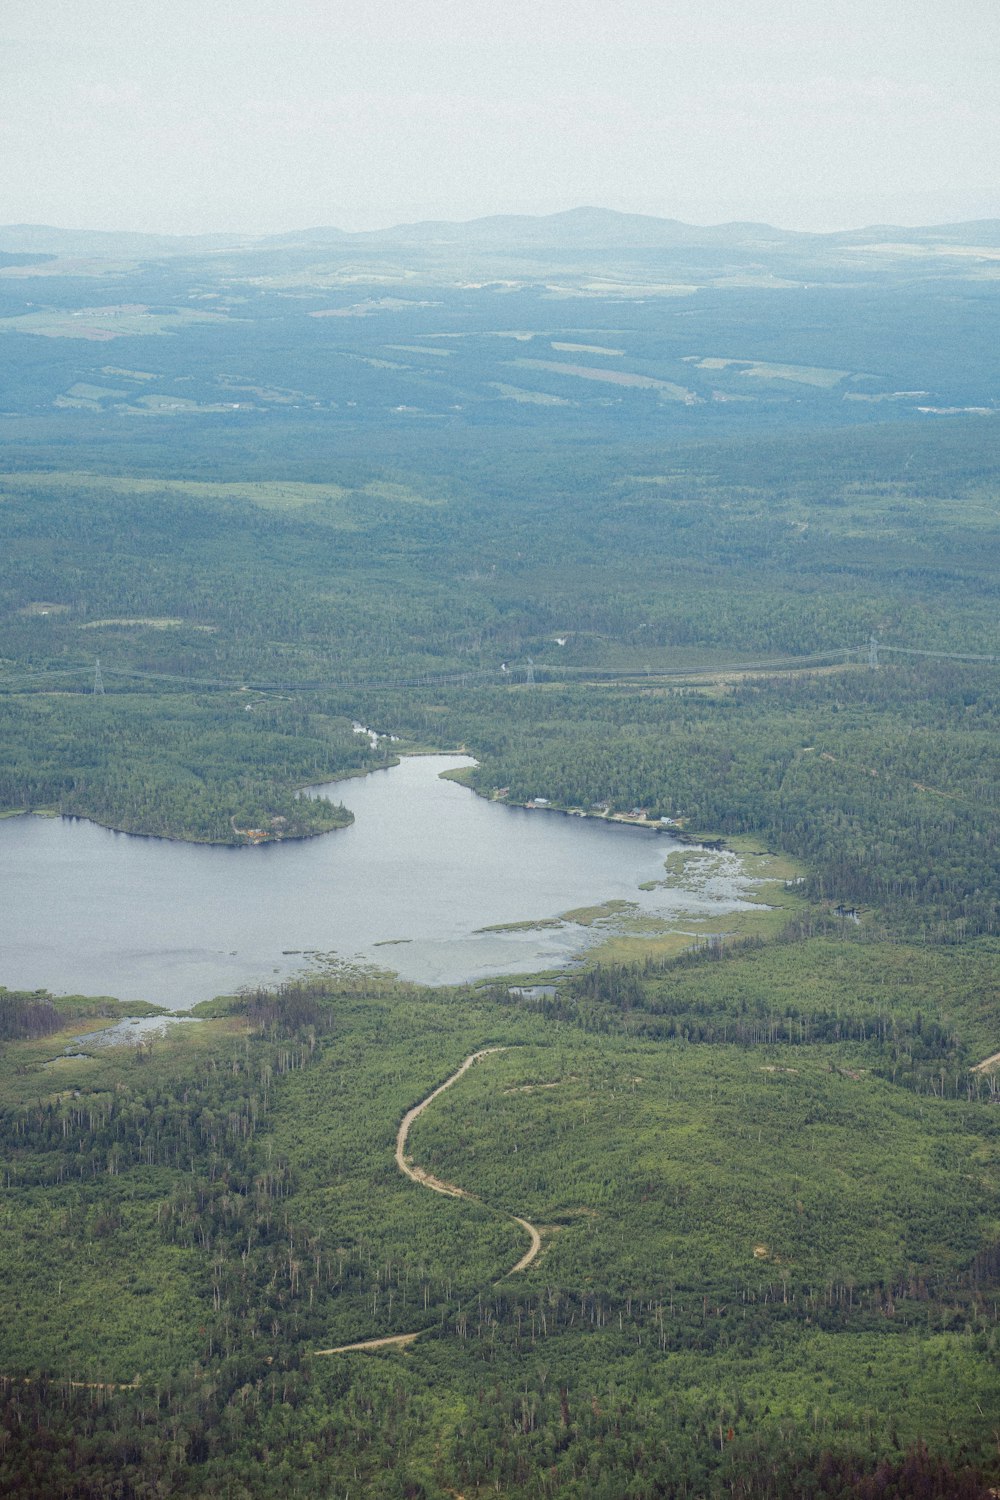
[2,0,998,234]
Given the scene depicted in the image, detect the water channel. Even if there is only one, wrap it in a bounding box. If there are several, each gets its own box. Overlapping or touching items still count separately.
[0,755,761,1008]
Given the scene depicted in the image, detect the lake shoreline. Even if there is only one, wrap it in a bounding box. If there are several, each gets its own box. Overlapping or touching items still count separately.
[1,752,765,1006]
[0,796,354,848]
[3,747,730,856]
[440,760,729,846]
[484,792,728,849]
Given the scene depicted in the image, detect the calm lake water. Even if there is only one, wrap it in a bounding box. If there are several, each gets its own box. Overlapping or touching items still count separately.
[0,755,758,1008]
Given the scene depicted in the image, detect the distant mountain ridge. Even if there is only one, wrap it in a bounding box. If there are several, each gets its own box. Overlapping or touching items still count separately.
[2,207,1000,259]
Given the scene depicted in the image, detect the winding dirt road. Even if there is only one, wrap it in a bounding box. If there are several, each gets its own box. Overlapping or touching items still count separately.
[395,1047,504,1192]
[508,1215,543,1273]
[312,1332,421,1355]
[396,1046,542,1274]
[313,1047,543,1356]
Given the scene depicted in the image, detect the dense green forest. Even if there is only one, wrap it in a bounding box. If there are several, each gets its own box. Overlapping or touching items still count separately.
[1,961,998,1497]
[0,227,998,1494]
[1,419,997,925]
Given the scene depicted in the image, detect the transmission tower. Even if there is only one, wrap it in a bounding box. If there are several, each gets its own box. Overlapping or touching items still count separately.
[525,657,535,686]
[867,634,879,670]
[93,657,105,695]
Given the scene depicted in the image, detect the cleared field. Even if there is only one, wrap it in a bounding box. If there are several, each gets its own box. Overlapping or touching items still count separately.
[740,360,851,387]
[684,355,851,387]
[79,618,217,631]
[62,382,128,401]
[0,472,441,513]
[0,305,230,340]
[130,394,232,413]
[488,381,572,405]
[0,257,136,279]
[555,276,700,297]
[215,380,309,403]
[384,344,453,357]
[101,366,156,380]
[513,358,696,400]
[308,295,438,315]
[424,329,536,340]
[16,601,71,617]
[550,341,625,356]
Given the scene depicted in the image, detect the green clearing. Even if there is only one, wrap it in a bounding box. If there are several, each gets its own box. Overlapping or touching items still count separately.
[0,470,441,515]
[385,344,455,357]
[79,616,217,630]
[683,355,852,386]
[489,380,573,404]
[0,306,230,339]
[63,382,128,401]
[513,357,697,400]
[101,365,157,380]
[549,341,625,357]
[738,360,851,386]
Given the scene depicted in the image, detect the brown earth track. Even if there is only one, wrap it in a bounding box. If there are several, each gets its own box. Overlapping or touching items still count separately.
[313,1048,544,1356]
[395,1047,542,1273]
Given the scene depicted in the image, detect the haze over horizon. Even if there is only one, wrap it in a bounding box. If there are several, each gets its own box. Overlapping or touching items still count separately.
[6,202,1000,245]
[2,0,998,239]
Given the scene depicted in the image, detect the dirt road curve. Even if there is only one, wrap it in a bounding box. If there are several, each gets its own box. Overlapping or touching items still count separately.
[509,1215,543,1273]
[972,1049,1000,1074]
[313,1048,544,1358]
[311,1332,421,1355]
[395,1046,506,1191]
[395,1047,542,1273]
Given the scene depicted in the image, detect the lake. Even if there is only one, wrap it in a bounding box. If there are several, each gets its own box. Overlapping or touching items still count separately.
[0,755,760,1008]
